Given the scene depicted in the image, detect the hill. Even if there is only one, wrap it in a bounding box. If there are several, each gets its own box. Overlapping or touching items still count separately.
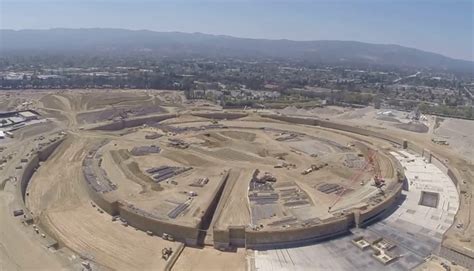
[1,28,472,72]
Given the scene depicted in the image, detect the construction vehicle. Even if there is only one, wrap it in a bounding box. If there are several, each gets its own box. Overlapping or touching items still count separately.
[396,170,406,183]
[162,233,175,241]
[162,247,173,260]
[301,165,316,175]
[373,175,385,188]
[301,163,328,175]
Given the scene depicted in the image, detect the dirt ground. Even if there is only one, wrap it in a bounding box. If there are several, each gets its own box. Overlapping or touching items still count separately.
[20,114,398,269]
[25,135,181,270]
[1,89,471,270]
[172,247,247,271]
[413,255,468,271]
[434,117,474,163]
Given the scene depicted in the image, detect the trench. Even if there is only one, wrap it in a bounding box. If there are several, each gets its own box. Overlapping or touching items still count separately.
[196,170,231,246]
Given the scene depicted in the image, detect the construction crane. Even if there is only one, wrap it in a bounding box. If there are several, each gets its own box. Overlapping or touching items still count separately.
[328,149,378,212]
[372,152,386,189]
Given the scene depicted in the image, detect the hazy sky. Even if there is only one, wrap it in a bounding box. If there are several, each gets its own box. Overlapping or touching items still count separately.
[1,0,473,61]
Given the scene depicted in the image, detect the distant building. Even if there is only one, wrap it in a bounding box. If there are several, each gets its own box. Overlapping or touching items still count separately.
[19,111,38,121]
[8,116,25,124]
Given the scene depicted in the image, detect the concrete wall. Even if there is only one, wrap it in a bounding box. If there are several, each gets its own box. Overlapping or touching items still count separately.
[213,229,231,249]
[356,185,403,227]
[439,246,474,270]
[239,183,401,249]
[83,181,119,215]
[260,114,471,266]
[83,176,202,245]
[406,141,424,156]
[318,120,404,146]
[37,139,64,161]
[83,178,202,245]
[118,203,201,245]
[431,154,448,174]
[15,137,66,249]
[245,214,354,249]
[260,114,317,126]
[228,226,246,247]
[404,141,471,268]
[19,137,65,201]
[191,112,248,120]
[19,155,40,201]
[260,114,404,146]
[84,113,466,253]
[91,114,177,131]
[195,171,230,244]
[447,170,459,187]
[83,154,230,246]
[92,112,247,131]
[214,215,356,250]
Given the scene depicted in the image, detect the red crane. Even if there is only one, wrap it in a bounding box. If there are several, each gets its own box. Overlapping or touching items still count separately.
[328,149,377,211]
[372,151,385,188]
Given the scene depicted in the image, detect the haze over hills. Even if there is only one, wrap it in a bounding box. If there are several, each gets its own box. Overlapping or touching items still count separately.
[1,28,473,72]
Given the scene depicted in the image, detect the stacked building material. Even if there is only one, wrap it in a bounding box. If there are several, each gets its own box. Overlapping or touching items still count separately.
[130,145,161,156]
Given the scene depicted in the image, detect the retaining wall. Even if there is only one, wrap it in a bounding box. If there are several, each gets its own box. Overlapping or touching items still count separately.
[118,203,201,245]
[406,141,425,155]
[439,246,474,270]
[82,151,230,246]
[356,186,403,226]
[16,137,66,249]
[84,182,202,245]
[431,154,448,174]
[91,114,177,131]
[191,112,248,120]
[19,155,40,201]
[245,214,354,249]
[85,113,465,255]
[195,171,230,244]
[260,114,404,146]
[84,181,119,215]
[19,138,65,201]
[261,113,471,267]
[214,182,403,250]
[211,114,405,249]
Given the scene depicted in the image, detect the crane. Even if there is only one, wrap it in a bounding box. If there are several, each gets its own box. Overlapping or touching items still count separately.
[371,151,385,189]
[328,149,378,211]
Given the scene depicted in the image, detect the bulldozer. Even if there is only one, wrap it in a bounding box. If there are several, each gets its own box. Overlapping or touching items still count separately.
[162,247,173,260]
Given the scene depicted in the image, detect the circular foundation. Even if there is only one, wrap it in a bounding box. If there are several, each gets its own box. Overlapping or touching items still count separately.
[67,113,404,248]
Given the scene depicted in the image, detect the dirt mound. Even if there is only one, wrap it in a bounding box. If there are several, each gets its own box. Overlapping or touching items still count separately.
[110,149,131,164]
[125,161,156,185]
[40,94,70,111]
[197,132,229,148]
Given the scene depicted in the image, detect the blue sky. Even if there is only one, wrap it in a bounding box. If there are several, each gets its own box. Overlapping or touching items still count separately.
[1,0,473,60]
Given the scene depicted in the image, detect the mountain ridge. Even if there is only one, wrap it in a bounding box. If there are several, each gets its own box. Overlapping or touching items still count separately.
[1,28,472,72]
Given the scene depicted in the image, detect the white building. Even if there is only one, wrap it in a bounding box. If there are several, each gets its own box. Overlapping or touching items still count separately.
[19,111,38,121]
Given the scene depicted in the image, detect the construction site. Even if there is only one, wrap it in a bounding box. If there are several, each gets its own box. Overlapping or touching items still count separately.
[0,89,472,271]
